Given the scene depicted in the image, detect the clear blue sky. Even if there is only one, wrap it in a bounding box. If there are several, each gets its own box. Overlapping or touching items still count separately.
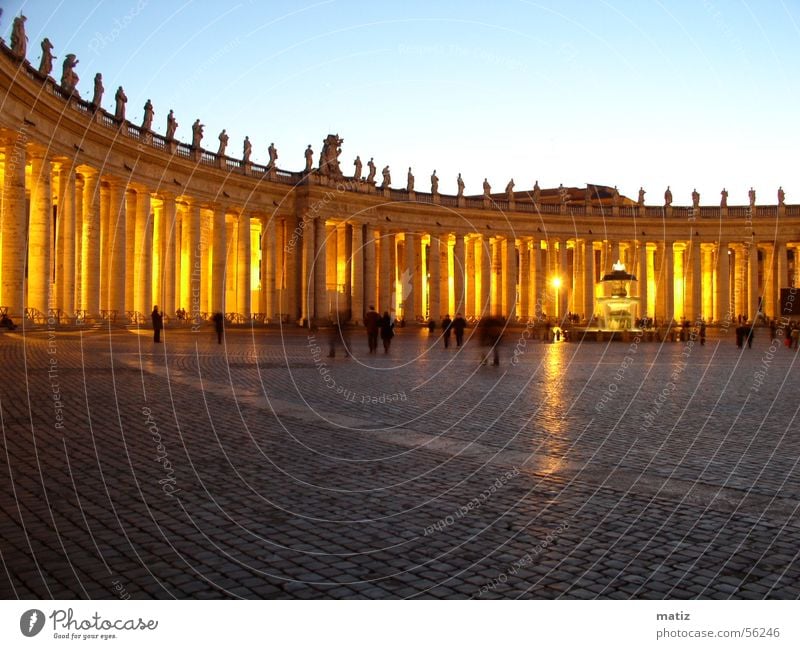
[3,0,798,205]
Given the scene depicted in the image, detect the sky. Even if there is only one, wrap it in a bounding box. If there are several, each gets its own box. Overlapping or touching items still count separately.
[2,0,798,205]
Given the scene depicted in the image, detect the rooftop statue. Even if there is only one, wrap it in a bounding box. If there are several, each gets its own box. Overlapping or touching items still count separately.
[267,142,278,169]
[483,178,491,198]
[217,129,228,156]
[142,99,154,131]
[91,72,103,109]
[10,15,27,59]
[748,187,756,208]
[38,38,55,76]
[318,134,344,177]
[304,144,314,172]
[505,179,515,200]
[664,185,672,207]
[637,187,645,206]
[114,86,127,122]
[778,186,785,206]
[242,136,252,163]
[532,180,541,203]
[366,157,376,183]
[166,110,178,141]
[381,165,391,188]
[691,188,700,208]
[407,167,414,192]
[612,185,620,207]
[431,169,439,194]
[720,188,728,207]
[457,173,465,197]
[61,53,79,95]
[353,155,362,180]
[191,119,204,149]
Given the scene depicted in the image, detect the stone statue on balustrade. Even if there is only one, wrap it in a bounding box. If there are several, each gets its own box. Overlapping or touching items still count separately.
[61,54,79,95]
[38,38,55,76]
[664,185,672,207]
[505,179,515,201]
[217,129,228,156]
[691,188,700,208]
[114,86,127,122]
[748,187,756,208]
[318,134,344,177]
[637,187,645,206]
[141,99,154,131]
[242,136,252,162]
[381,165,391,188]
[10,15,27,59]
[720,188,728,207]
[407,168,414,192]
[532,180,541,203]
[431,170,439,194]
[483,178,491,198]
[166,110,178,140]
[778,186,785,206]
[457,173,465,197]
[353,155,362,180]
[612,186,621,207]
[91,73,103,110]
[304,145,314,172]
[267,142,278,169]
[191,119,204,149]
[366,157,376,183]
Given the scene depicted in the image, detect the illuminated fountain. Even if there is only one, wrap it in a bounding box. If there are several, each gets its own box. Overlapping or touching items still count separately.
[596,260,641,331]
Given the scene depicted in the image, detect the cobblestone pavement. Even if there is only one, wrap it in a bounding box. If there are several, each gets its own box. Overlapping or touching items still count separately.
[1,322,799,599]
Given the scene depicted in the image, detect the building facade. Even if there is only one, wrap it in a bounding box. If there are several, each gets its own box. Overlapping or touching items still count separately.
[1,37,799,328]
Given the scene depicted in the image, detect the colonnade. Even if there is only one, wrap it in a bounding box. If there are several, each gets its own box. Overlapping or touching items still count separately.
[2,133,799,326]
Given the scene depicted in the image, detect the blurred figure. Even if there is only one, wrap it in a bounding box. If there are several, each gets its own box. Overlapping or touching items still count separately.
[478,315,505,365]
[151,306,163,343]
[212,312,224,344]
[380,310,394,353]
[327,311,350,358]
[441,314,452,348]
[452,312,467,347]
[364,305,380,353]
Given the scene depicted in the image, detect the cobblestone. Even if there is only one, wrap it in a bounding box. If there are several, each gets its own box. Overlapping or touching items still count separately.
[1,326,799,599]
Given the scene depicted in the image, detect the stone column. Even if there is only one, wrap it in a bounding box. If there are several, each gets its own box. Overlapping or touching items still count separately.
[211,205,226,314]
[81,169,101,316]
[160,194,177,316]
[519,239,530,319]
[74,174,84,313]
[503,235,517,319]
[99,183,110,310]
[775,241,787,317]
[479,235,491,317]
[201,210,213,315]
[236,211,251,318]
[56,162,76,316]
[532,240,544,319]
[490,237,502,314]
[465,236,476,318]
[453,233,465,315]
[714,242,730,324]
[378,228,391,312]
[337,223,350,316]
[326,223,338,312]
[557,239,568,319]
[134,189,152,316]
[124,190,137,313]
[404,232,418,323]
[263,216,276,319]
[28,153,52,316]
[313,216,328,320]
[439,235,450,317]
[184,199,202,325]
[663,241,675,323]
[1,137,27,317]
[635,240,648,320]
[429,232,441,320]
[687,238,702,320]
[284,214,299,322]
[107,179,127,317]
[584,239,595,320]
[351,222,364,323]
[747,242,759,320]
[364,225,377,312]
[763,243,776,321]
[300,214,315,324]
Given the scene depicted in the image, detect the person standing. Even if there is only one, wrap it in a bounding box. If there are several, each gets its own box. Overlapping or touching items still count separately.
[151,306,163,343]
[364,305,381,353]
[441,314,452,348]
[212,312,224,344]
[452,312,467,347]
[380,311,394,353]
[699,320,706,346]
[747,323,755,349]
